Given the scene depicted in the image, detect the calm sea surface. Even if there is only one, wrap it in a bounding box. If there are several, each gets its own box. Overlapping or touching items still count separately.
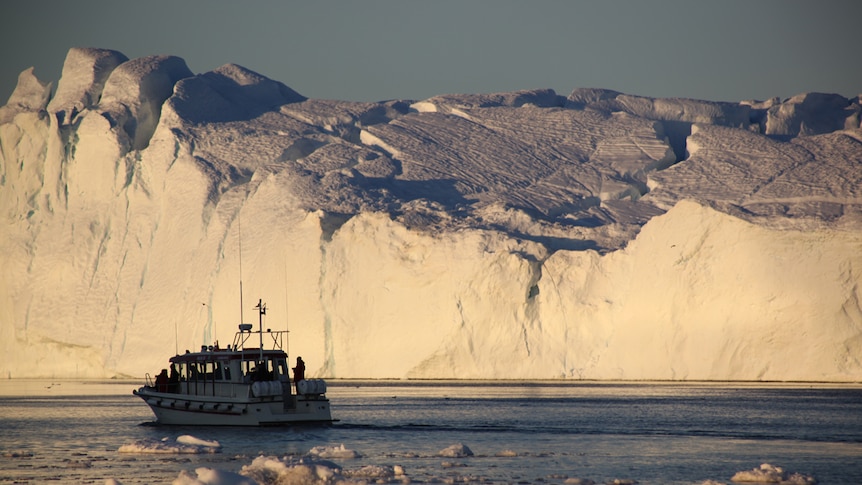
[1,380,860,484]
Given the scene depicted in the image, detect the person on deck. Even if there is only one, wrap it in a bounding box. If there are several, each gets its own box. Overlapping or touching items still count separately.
[292,356,305,391]
[155,369,169,392]
[168,364,179,392]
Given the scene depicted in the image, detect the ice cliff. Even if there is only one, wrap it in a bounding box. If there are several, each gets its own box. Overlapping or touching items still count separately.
[2,48,861,381]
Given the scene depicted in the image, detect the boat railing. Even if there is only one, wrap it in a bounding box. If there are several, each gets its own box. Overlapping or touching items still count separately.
[230,299,289,352]
[232,326,288,351]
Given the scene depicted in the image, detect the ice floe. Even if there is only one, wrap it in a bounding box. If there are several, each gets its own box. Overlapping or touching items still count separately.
[731,463,817,484]
[117,435,222,454]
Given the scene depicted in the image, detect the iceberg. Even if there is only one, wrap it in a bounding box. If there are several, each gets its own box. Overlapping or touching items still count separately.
[1,48,860,381]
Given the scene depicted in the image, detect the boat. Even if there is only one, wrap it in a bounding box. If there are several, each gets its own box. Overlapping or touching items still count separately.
[133,299,333,426]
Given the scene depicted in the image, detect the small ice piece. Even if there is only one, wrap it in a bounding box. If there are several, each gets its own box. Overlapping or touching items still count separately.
[174,467,258,485]
[437,444,474,458]
[731,463,816,484]
[344,465,398,479]
[241,456,342,484]
[307,443,361,459]
[177,435,222,449]
[117,436,221,454]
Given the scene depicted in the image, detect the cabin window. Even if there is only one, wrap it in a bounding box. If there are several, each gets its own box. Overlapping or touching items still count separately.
[242,358,279,381]
[181,362,200,381]
[275,359,288,379]
[242,359,255,377]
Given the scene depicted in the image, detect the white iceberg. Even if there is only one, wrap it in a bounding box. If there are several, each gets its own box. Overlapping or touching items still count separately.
[1,48,860,382]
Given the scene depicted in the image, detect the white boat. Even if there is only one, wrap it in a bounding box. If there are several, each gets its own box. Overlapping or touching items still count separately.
[133,299,333,426]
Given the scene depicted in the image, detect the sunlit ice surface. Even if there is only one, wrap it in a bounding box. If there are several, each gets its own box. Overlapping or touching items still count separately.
[2,48,862,383]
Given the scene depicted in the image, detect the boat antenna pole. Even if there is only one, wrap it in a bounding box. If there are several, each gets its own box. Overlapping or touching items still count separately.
[257,299,265,361]
[238,212,244,326]
[284,258,290,354]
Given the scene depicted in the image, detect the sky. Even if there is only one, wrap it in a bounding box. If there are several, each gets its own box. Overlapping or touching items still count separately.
[1,0,860,106]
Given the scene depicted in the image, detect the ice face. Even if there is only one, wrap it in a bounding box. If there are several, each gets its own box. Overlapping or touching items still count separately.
[1,48,860,380]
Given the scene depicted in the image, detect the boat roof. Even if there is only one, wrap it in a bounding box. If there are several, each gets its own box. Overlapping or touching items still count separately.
[170,348,287,363]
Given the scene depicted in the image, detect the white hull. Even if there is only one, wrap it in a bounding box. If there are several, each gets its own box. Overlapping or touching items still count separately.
[134,387,332,426]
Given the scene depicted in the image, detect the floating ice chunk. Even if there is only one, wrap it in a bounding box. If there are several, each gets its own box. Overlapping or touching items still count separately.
[307,443,361,459]
[174,467,258,485]
[240,456,341,485]
[731,463,816,484]
[177,435,222,449]
[117,436,221,454]
[344,464,401,479]
[563,479,595,485]
[437,443,473,457]
[185,458,404,485]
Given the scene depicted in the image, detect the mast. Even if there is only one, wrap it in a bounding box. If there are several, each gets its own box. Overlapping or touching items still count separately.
[238,214,244,327]
[255,299,265,361]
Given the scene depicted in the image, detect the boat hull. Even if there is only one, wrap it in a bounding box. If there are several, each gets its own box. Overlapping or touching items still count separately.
[134,387,332,426]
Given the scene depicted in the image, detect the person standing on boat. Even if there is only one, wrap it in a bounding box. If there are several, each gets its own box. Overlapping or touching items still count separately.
[168,364,179,393]
[292,356,305,390]
[155,369,169,392]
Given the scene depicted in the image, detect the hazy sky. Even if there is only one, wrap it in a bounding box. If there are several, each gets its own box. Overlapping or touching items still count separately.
[1,0,859,105]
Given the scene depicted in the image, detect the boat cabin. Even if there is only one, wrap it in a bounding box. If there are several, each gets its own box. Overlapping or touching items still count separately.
[152,311,296,398]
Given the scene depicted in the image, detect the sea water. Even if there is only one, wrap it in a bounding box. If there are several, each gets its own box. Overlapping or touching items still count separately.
[1,380,860,484]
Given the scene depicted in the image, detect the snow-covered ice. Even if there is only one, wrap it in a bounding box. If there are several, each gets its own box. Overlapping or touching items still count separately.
[118,435,222,454]
[437,443,474,458]
[731,463,817,484]
[307,443,361,459]
[116,443,821,485]
[1,47,861,381]
[171,452,410,485]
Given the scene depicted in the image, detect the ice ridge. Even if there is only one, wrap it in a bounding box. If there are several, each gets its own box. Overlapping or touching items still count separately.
[1,48,860,380]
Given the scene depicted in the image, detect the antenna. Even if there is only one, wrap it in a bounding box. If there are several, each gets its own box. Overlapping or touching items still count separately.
[284,257,290,356]
[255,299,266,361]
[238,213,244,326]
